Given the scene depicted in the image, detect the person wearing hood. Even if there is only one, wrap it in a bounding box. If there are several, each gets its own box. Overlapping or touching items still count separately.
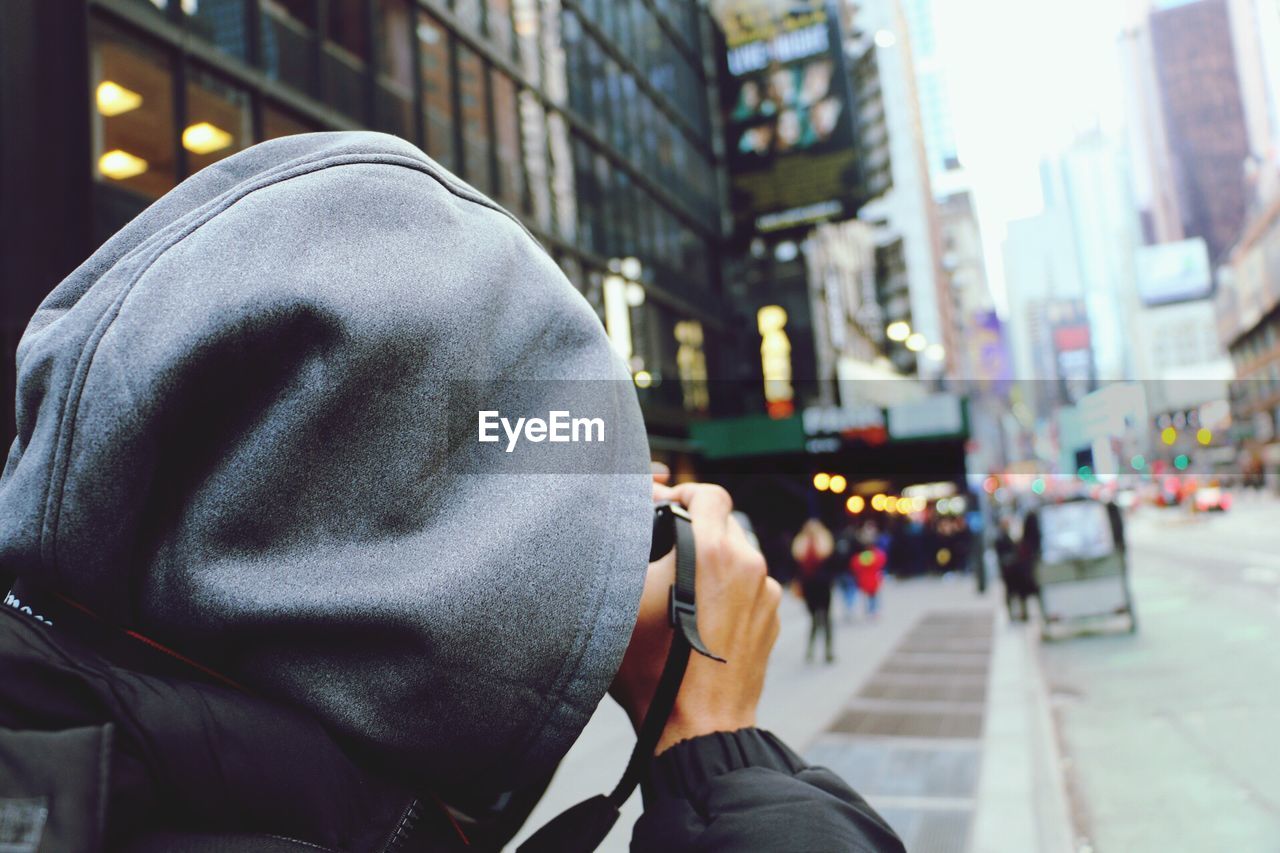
[0,132,903,852]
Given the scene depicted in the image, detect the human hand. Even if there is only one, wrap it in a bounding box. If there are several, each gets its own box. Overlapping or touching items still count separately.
[609,476,782,755]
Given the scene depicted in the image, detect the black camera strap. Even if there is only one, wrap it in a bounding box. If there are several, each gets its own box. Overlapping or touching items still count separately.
[518,503,723,852]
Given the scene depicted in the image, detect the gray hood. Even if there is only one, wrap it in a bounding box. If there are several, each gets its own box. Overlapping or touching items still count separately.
[0,132,652,794]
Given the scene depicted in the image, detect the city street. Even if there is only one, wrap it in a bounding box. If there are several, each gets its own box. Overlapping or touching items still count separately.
[515,575,1052,852]
[518,495,1280,852]
[1042,495,1280,852]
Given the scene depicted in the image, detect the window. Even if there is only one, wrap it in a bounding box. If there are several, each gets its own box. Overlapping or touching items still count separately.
[455,0,483,33]
[184,67,251,174]
[184,0,249,61]
[457,46,493,194]
[514,0,541,84]
[91,21,177,200]
[573,138,598,250]
[491,71,525,212]
[374,0,414,139]
[520,91,553,231]
[261,0,317,93]
[548,112,577,241]
[123,0,170,19]
[324,0,370,119]
[488,0,515,58]
[417,12,455,170]
[557,255,586,303]
[593,152,613,255]
[262,103,319,139]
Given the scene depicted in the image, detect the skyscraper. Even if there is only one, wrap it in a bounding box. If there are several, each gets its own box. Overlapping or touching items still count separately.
[898,0,963,198]
[1119,0,1268,260]
[851,0,953,378]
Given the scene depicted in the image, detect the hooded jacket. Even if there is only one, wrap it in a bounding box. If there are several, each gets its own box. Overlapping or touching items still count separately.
[2,132,906,853]
[0,132,652,800]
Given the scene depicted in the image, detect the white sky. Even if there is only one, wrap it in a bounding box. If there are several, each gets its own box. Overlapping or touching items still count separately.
[928,0,1130,314]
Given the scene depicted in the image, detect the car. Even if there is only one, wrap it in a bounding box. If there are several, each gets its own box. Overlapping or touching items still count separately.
[1192,486,1232,512]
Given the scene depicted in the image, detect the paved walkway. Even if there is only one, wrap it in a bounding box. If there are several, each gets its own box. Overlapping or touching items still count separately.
[512,576,1074,851]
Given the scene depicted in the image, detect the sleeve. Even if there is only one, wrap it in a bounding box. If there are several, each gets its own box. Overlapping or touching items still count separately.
[631,728,905,852]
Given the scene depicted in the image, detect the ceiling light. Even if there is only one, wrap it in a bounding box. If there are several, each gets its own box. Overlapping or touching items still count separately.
[182,122,233,155]
[96,81,143,117]
[98,149,148,180]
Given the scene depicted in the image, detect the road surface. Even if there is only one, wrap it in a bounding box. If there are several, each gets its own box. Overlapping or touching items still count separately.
[1039,494,1280,852]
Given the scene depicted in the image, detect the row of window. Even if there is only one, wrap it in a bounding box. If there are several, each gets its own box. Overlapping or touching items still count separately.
[92,3,716,263]
[570,0,708,139]
[122,1,707,165]
[561,10,717,225]
[90,2,719,411]
[1232,314,1279,372]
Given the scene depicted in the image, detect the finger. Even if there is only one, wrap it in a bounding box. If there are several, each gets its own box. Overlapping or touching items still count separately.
[652,482,676,503]
[726,513,753,549]
[752,573,783,620]
[650,461,671,485]
[671,483,732,541]
[668,482,733,517]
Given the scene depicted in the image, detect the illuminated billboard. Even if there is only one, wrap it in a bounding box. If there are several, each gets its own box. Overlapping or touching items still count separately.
[712,0,860,236]
[1134,238,1212,306]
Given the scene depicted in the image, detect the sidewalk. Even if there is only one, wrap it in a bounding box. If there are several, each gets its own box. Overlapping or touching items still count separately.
[511,576,1075,851]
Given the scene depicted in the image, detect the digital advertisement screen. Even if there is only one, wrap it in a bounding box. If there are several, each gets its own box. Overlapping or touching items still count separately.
[712,0,860,236]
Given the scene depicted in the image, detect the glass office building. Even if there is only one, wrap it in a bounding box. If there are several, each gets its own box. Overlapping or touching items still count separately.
[1,0,726,454]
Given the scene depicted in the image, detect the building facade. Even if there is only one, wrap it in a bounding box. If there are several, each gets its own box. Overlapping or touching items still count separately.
[852,0,952,379]
[0,0,727,453]
[1219,192,1280,477]
[1120,0,1254,262]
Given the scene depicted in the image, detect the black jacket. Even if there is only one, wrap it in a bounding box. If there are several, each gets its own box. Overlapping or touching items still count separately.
[638,729,905,852]
[0,603,904,852]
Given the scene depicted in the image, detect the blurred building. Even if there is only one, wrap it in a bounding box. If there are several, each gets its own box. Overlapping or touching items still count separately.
[1219,191,1280,476]
[852,0,953,379]
[0,0,728,458]
[710,0,898,418]
[1118,0,1269,262]
[936,191,993,377]
[1002,166,1089,400]
[897,0,1004,482]
[803,218,895,408]
[897,0,963,200]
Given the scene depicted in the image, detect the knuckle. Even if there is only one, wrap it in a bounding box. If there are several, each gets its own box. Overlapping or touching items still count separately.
[764,577,783,607]
[703,484,733,512]
[705,535,732,568]
[743,550,768,579]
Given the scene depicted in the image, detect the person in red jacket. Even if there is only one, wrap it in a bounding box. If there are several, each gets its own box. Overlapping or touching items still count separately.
[850,529,887,617]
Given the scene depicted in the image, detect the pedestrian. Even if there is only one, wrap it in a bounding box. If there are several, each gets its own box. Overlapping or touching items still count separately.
[793,518,836,663]
[1000,512,1041,622]
[0,132,904,852]
[835,521,861,621]
[995,516,1024,620]
[850,528,887,618]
